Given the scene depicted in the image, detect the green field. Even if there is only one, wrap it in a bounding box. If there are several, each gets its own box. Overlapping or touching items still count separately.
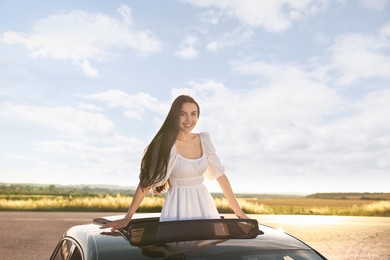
[1,184,389,216]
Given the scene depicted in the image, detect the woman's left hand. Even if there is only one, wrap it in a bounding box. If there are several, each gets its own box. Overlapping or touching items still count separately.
[235,210,250,219]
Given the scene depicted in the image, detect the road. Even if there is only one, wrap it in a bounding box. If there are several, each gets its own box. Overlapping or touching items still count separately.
[0,212,389,259]
[0,212,112,260]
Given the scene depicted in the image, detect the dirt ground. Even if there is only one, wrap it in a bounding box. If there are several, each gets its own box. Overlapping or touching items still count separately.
[255,214,390,260]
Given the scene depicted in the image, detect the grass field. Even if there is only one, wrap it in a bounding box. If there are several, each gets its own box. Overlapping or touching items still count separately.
[1,194,389,216]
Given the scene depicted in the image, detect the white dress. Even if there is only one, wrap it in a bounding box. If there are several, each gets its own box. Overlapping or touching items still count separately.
[156,132,225,222]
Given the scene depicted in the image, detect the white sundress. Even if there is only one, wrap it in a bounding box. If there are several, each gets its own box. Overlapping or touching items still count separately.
[156,132,225,222]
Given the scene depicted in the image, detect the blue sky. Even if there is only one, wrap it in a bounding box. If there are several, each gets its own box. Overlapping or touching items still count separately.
[1,0,389,194]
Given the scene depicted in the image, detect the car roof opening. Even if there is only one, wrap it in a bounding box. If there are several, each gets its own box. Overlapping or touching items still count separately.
[120,218,263,246]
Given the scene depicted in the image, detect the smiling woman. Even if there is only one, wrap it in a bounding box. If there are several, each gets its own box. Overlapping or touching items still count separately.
[1,0,389,200]
[100,95,248,231]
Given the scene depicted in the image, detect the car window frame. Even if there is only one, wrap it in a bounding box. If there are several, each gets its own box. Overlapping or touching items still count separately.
[50,237,84,260]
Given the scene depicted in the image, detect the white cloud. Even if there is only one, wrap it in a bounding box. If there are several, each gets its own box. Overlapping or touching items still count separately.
[197,10,223,25]
[229,54,389,168]
[2,5,161,77]
[182,0,328,32]
[77,102,102,111]
[0,101,145,186]
[30,134,144,184]
[2,75,389,191]
[117,4,133,26]
[314,88,390,176]
[329,31,390,85]
[315,32,331,45]
[205,27,253,52]
[352,89,390,137]
[379,22,390,37]
[85,90,167,119]
[359,0,389,10]
[2,1,389,192]
[75,59,100,78]
[227,59,343,129]
[1,102,115,138]
[175,35,200,59]
[35,136,143,166]
[170,78,389,192]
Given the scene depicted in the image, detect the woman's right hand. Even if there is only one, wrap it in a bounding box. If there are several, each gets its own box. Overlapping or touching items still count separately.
[235,209,250,219]
[97,184,148,231]
[100,217,131,231]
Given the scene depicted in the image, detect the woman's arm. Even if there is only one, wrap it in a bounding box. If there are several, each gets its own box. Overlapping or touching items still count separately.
[100,183,149,231]
[217,174,249,219]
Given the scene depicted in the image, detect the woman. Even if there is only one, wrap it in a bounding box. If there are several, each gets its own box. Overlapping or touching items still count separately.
[101,95,248,231]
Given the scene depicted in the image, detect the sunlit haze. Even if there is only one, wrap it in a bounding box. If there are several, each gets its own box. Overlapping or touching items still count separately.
[1,1,389,194]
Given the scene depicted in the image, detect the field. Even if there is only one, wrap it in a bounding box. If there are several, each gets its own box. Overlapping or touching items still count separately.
[1,184,389,216]
[1,193,390,216]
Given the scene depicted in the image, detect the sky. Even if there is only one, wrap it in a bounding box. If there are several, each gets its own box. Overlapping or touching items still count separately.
[0,0,389,194]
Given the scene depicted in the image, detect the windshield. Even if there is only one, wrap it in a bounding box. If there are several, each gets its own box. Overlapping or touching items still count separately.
[141,247,324,259]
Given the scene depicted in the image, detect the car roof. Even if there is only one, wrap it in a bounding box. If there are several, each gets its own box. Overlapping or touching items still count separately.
[63,214,323,259]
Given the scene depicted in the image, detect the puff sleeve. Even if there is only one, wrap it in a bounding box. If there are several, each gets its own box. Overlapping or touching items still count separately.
[201,132,225,179]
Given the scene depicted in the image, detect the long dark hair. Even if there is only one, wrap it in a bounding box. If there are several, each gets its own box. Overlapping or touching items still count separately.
[139,95,200,193]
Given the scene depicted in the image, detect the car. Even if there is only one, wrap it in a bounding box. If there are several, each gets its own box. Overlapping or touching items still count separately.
[50,213,327,260]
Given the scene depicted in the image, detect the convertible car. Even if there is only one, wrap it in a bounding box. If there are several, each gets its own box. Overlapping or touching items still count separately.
[50,213,327,259]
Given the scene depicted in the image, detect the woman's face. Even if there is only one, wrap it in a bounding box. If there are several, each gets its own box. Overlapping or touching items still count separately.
[178,102,199,133]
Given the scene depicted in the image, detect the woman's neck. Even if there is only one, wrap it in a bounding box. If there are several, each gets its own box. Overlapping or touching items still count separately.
[176,132,193,143]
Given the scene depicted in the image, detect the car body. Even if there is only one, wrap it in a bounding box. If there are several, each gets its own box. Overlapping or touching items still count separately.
[50,213,327,260]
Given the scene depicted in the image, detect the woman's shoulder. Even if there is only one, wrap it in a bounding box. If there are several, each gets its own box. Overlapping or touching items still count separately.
[198,132,211,140]
[198,132,215,147]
